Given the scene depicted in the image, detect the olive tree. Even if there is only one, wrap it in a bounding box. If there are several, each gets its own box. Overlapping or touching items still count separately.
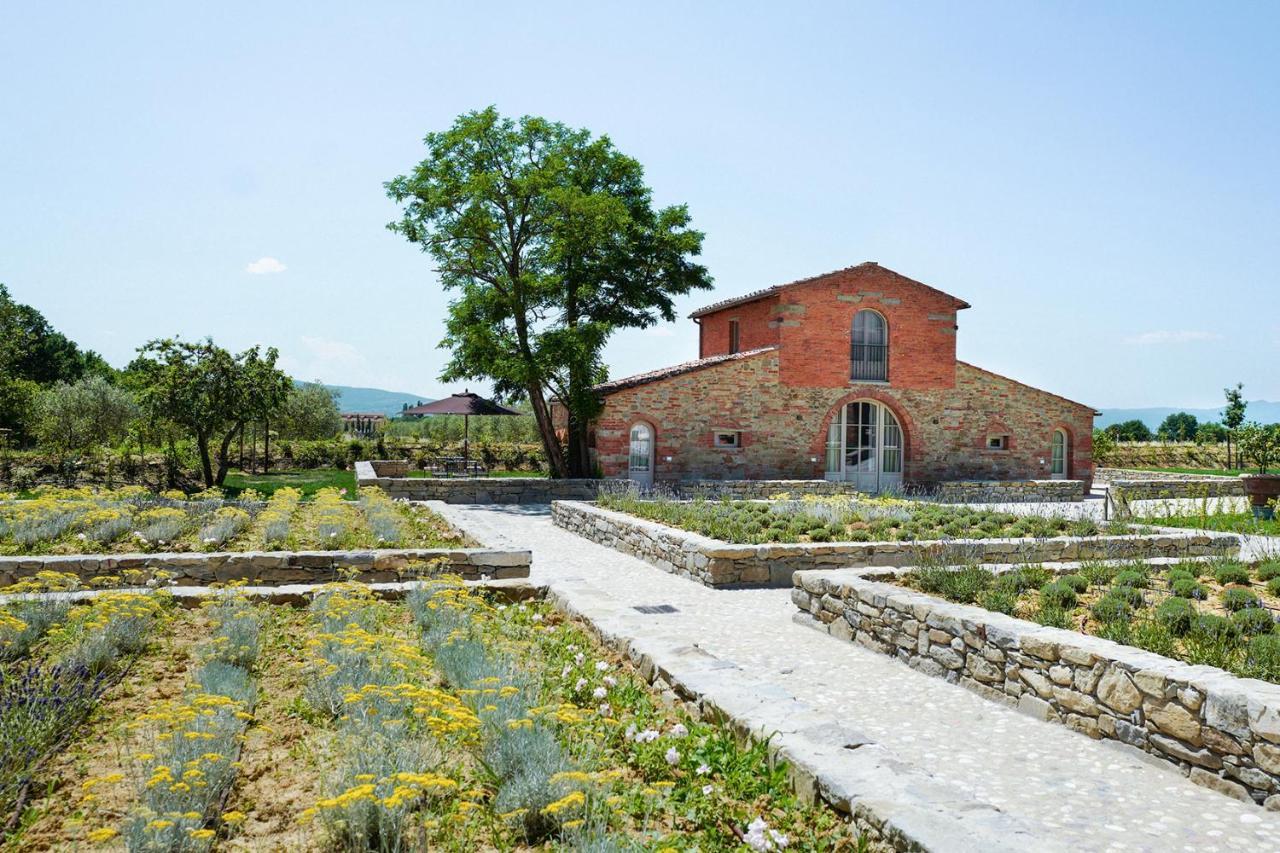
[280,382,343,439]
[34,375,137,467]
[132,338,290,487]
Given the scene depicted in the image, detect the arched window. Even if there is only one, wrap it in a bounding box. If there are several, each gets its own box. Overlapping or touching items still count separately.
[1051,429,1068,479]
[851,310,887,381]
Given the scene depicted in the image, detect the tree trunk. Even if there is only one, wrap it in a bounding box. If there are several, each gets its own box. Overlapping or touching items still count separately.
[263,418,270,473]
[196,432,214,487]
[526,383,568,478]
[214,424,242,486]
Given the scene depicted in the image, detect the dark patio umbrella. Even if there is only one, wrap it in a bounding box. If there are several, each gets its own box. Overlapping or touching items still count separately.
[401,390,522,468]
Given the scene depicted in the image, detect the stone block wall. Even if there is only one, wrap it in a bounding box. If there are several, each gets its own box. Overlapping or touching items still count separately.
[933,479,1084,503]
[0,547,531,588]
[792,570,1280,806]
[593,352,1095,489]
[552,500,1239,589]
[1109,478,1245,503]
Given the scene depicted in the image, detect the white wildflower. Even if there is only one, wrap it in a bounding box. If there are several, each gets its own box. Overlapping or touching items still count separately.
[664,747,679,766]
[696,762,711,775]
[592,686,607,700]
[575,678,588,691]
[603,675,617,687]
[594,661,609,672]
[669,723,688,739]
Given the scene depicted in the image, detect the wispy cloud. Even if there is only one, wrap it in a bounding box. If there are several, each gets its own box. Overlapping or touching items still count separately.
[1124,330,1221,346]
[245,256,287,275]
[278,335,369,384]
[645,325,676,337]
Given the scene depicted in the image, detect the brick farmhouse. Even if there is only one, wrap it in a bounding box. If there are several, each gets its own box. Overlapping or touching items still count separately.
[587,262,1097,492]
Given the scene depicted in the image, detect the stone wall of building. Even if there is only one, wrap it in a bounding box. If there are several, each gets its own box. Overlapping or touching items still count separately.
[933,479,1084,503]
[552,500,1238,589]
[792,569,1280,806]
[593,352,1095,488]
[0,547,530,588]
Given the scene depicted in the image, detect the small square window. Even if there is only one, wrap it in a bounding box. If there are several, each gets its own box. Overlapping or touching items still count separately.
[713,431,741,449]
[987,435,1008,450]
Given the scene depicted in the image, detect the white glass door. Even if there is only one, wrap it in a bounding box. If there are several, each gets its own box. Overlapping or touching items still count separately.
[1051,430,1067,480]
[824,402,902,493]
[628,423,653,487]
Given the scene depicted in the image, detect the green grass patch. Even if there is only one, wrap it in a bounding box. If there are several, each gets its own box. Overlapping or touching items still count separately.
[223,468,356,499]
[1142,512,1280,536]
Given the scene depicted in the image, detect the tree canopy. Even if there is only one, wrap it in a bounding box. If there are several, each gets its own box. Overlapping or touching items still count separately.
[280,382,343,440]
[1105,419,1154,442]
[1156,412,1198,442]
[386,107,713,477]
[0,283,112,385]
[130,338,291,487]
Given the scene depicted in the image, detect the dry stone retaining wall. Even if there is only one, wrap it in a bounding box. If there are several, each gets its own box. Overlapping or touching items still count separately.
[933,480,1083,503]
[792,570,1280,806]
[0,547,530,588]
[552,500,1239,589]
[1109,478,1245,503]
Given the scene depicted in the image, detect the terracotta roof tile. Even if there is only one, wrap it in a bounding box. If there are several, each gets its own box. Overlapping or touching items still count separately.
[594,346,777,395]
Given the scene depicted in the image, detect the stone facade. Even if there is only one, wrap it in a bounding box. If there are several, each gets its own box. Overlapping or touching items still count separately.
[0,547,530,588]
[793,569,1280,806]
[591,263,1096,489]
[552,500,1239,589]
[934,479,1084,503]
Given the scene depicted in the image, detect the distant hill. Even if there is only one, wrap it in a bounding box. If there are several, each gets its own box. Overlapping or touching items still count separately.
[300,383,434,417]
[1097,401,1280,430]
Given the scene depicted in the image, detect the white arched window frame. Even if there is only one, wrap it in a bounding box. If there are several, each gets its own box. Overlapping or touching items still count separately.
[851,310,888,382]
[1051,429,1068,479]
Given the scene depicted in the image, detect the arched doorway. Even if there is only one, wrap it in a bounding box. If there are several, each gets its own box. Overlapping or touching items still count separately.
[823,400,903,493]
[1051,429,1068,480]
[628,422,654,487]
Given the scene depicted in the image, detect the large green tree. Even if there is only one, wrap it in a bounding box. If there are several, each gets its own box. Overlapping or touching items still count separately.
[386,108,713,477]
[131,338,290,487]
[1106,419,1153,442]
[1156,411,1198,442]
[0,283,112,385]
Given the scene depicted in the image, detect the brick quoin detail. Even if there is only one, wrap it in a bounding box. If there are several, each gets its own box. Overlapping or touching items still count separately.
[593,263,1095,490]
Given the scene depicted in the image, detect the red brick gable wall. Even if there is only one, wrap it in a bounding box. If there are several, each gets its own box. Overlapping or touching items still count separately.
[776,266,961,390]
[697,295,780,358]
[690,265,964,389]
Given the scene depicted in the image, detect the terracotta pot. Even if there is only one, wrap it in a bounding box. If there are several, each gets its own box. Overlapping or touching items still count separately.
[1240,473,1280,508]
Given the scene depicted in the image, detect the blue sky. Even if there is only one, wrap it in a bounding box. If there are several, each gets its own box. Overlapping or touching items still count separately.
[2,2,1276,409]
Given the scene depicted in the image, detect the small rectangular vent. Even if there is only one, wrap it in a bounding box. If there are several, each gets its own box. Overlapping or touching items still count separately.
[633,604,679,615]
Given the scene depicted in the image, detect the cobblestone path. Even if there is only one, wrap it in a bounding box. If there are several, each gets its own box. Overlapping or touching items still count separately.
[435,503,1280,852]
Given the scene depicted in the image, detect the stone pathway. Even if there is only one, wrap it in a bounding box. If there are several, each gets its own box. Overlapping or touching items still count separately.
[433,502,1280,852]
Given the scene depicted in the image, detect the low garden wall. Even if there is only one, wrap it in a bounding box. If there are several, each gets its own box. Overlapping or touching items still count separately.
[552,500,1240,589]
[1110,478,1244,506]
[0,547,531,588]
[792,569,1280,806]
[933,480,1084,503]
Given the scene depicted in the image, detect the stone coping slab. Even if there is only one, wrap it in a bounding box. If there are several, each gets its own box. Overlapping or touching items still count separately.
[545,578,1042,851]
[552,499,1241,589]
[792,568,1280,806]
[0,547,531,587]
[0,577,542,608]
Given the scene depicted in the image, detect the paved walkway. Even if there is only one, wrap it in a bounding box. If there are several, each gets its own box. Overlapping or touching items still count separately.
[435,503,1280,852]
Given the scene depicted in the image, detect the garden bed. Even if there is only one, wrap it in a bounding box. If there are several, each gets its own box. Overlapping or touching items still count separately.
[553,499,1240,588]
[1138,511,1280,537]
[0,486,462,555]
[6,579,858,850]
[0,487,535,588]
[792,563,1280,806]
